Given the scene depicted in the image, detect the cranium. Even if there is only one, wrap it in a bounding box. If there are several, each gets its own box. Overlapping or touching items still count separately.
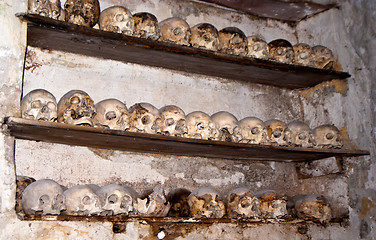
[187,187,225,218]
[57,90,96,126]
[167,188,191,217]
[312,124,342,149]
[99,6,134,36]
[218,27,247,56]
[226,187,261,219]
[293,195,331,223]
[238,117,267,144]
[312,45,342,71]
[268,39,294,64]
[159,105,187,137]
[93,98,129,131]
[255,190,287,219]
[63,184,102,216]
[133,12,161,40]
[293,43,315,67]
[128,102,162,134]
[21,179,66,215]
[21,89,57,122]
[28,0,61,19]
[159,17,191,46]
[265,119,288,146]
[190,23,219,51]
[96,184,138,216]
[16,176,36,214]
[185,111,218,140]
[64,0,100,27]
[246,35,270,60]
[211,111,241,142]
[285,120,313,148]
[136,185,171,217]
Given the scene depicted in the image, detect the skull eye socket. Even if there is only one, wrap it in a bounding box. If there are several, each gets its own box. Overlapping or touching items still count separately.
[251,127,260,135]
[115,14,125,22]
[253,44,260,51]
[82,196,92,205]
[273,130,282,138]
[39,194,50,205]
[197,122,205,130]
[108,194,118,204]
[31,100,41,109]
[300,52,308,59]
[166,118,175,126]
[141,115,151,125]
[56,194,64,205]
[105,111,117,121]
[173,27,183,36]
[326,132,334,140]
[120,195,131,209]
[298,133,306,140]
[202,33,211,41]
[70,96,80,104]
[240,199,251,208]
[47,102,56,109]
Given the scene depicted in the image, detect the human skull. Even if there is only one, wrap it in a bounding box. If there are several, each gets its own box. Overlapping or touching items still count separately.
[63,184,102,216]
[64,0,100,27]
[159,17,191,46]
[21,89,57,122]
[136,185,171,217]
[159,105,187,137]
[265,119,288,146]
[99,6,134,36]
[218,27,247,56]
[293,195,331,223]
[128,102,162,134]
[285,120,313,148]
[211,111,241,142]
[312,124,342,149]
[167,188,191,217]
[246,35,269,60]
[226,187,261,219]
[238,117,267,144]
[188,187,225,218]
[190,23,219,51]
[312,45,341,71]
[185,111,218,140]
[21,179,66,215]
[96,184,138,216]
[293,43,315,67]
[133,12,161,40]
[57,90,96,126]
[93,98,129,131]
[16,176,36,214]
[255,190,287,219]
[28,0,61,19]
[268,39,294,64]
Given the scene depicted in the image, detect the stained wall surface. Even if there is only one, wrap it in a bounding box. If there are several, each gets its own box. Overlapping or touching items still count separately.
[1,0,375,239]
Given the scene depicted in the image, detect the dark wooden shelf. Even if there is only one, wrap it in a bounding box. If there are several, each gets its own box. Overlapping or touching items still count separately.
[4,118,369,162]
[17,13,350,90]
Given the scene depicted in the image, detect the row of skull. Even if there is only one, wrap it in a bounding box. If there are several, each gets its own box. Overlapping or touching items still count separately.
[21,89,343,149]
[28,0,340,70]
[20,178,332,223]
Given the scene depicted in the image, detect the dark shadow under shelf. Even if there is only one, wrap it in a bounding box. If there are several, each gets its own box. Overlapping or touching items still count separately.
[5,118,369,162]
[17,13,350,90]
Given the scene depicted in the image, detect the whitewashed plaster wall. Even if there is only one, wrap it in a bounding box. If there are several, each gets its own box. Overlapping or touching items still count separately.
[0,0,375,239]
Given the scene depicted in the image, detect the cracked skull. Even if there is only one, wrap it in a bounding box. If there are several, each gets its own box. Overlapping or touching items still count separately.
[64,0,100,27]
[188,187,225,218]
[312,124,343,149]
[159,105,187,136]
[293,43,315,67]
[226,187,261,219]
[159,17,191,46]
[268,39,294,64]
[256,190,287,219]
[190,23,219,51]
[211,111,241,142]
[99,6,134,35]
[133,12,161,40]
[21,179,66,215]
[128,102,162,134]
[57,90,96,126]
[293,195,332,223]
[28,0,61,19]
[246,35,269,60]
[218,27,247,56]
[63,184,102,216]
[285,120,313,148]
[186,111,218,140]
[136,185,171,217]
[265,119,288,146]
[21,89,57,122]
[93,98,129,130]
[238,117,267,144]
[96,184,138,216]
